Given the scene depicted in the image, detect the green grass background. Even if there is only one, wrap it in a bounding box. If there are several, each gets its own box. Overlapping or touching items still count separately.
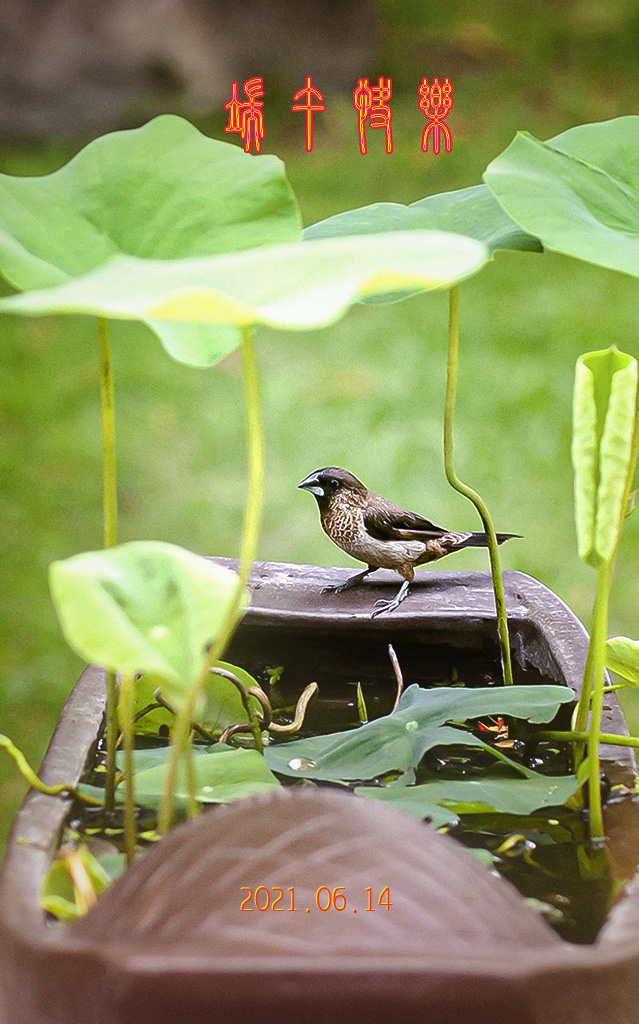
[2,0,639,861]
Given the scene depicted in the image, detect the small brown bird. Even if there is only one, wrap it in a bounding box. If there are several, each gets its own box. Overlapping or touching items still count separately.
[298,467,518,617]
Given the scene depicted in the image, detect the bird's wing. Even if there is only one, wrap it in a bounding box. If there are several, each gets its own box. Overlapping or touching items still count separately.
[364,501,447,542]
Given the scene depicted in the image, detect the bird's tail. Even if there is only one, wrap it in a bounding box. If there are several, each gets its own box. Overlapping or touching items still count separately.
[461,532,520,548]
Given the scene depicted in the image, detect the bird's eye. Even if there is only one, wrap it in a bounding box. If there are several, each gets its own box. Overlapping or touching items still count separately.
[329,478,339,489]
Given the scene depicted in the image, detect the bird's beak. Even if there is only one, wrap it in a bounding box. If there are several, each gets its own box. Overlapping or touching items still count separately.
[297,472,325,497]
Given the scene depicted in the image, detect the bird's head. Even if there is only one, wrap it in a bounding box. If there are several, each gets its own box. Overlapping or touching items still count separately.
[297,467,367,508]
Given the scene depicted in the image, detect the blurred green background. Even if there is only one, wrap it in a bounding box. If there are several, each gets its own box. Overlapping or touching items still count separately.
[2,0,639,862]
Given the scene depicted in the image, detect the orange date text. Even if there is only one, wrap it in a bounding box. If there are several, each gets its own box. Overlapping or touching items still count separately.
[240,886,392,913]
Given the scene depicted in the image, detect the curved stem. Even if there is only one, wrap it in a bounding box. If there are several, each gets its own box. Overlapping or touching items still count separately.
[268,682,319,734]
[247,686,272,729]
[0,734,104,806]
[158,326,264,833]
[211,667,263,752]
[445,287,514,686]
[97,317,118,811]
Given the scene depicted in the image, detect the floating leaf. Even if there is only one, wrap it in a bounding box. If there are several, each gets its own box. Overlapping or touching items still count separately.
[0,231,489,352]
[115,747,180,773]
[122,746,280,811]
[264,683,574,782]
[356,774,579,828]
[572,348,638,568]
[304,184,542,254]
[605,636,639,683]
[0,114,302,366]
[49,542,244,703]
[484,116,639,277]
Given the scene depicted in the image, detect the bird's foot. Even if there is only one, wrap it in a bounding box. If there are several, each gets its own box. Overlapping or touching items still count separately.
[321,568,377,596]
[371,598,400,618]
[321,582,346,595]
[371,580,410,618]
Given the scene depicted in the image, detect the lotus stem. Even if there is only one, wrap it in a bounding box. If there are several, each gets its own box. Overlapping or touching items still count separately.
[0,734,103,806]
[97,316,118,549]
[573,358,639,830]
[388,644,404,710]
[538,729,639,750]
[158,325,264,833]
[268,682,318,734]
[118,672,136,866]
[585,564,613,844]
[185,731,199,818]
[97,316,118,811]
[210,667,263,752]
[445,287,514,686]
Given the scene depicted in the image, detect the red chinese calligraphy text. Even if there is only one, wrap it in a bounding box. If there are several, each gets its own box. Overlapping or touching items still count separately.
[291,76,326,152]
[224,77,265,153]
[418,77,453,155]
[353,77,393,155]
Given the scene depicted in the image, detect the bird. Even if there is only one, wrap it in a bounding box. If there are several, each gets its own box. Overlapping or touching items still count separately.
[297,467,518,617]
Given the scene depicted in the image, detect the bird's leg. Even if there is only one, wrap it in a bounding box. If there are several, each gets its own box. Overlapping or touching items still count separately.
[321,566,378,595]
[371,579,411,617]
[371,566,414,618]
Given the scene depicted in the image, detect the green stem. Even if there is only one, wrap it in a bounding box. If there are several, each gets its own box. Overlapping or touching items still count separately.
[573,631,596,766]
[586,563,613,844]
[445,287,514,686]
[594,682,637,695]
[157,326,264,834]
[97,316,118,549]
[118,673,136,866]
[97,316,118,812]
[103,673,117,813]
[185,733,199,819]
[0,734,104,806]
[572,355,639,829]
[538,729,639,750]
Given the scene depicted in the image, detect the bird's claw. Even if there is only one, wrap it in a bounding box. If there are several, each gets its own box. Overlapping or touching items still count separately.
[371,580,410,618]
[371,599,397,618]
[321,583,343,595]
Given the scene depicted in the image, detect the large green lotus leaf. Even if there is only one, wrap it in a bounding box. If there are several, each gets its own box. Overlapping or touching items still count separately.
[0,231,489,344]
[123,746,280,810]
[304,184,542,254]
[0,114,301,366]
[484,116,639,276]
[264,683,574,782]
[49,541,244,697]
[356,773,579,828]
